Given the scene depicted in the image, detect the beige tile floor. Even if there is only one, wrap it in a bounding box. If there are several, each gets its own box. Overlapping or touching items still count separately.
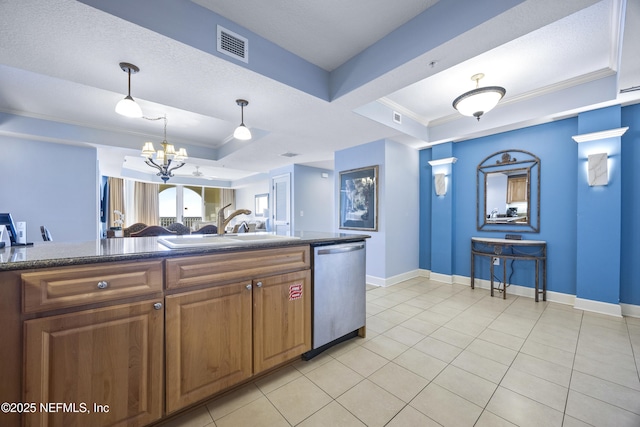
[159,277,640,427]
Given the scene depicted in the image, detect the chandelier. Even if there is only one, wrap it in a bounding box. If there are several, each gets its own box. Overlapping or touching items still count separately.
[452,73,506,121]
[140,115,188,182]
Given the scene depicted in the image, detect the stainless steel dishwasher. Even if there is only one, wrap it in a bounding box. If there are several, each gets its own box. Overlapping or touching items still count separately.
[304,241,366,359]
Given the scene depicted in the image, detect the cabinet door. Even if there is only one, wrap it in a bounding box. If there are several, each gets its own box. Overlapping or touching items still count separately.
[507,176,527,203]
[23,299,164,427]
[253,270,311,373]
[165,281,252,413]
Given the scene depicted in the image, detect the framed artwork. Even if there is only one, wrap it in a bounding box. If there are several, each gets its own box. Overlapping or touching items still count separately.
[339,165,378,231]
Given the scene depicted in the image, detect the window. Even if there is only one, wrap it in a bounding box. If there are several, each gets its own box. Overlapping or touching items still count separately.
[159,185,202,228]
[158,185,234,228]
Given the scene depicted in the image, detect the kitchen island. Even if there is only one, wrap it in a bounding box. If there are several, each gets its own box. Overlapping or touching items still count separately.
[0,231,368,427]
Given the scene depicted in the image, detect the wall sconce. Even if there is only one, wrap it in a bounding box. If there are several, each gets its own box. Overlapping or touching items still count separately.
[587,153,608,186]
[434,173,447,196]
[428,157,456,196]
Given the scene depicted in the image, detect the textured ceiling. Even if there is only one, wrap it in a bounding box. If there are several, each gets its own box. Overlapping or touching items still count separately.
[0,0,638,185]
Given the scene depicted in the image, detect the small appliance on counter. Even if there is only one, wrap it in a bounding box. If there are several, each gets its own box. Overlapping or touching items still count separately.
[0,213,33,246]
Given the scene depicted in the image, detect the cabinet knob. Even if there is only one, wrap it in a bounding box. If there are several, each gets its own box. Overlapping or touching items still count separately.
[153,302,163,310]
[97,281,108,289]
[245,284,252,290]
[256,281,263,288]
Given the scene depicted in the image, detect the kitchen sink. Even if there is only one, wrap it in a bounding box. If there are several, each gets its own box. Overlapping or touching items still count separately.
[227,234,300,242]
[158,233,299,249]
[158,235,238,248]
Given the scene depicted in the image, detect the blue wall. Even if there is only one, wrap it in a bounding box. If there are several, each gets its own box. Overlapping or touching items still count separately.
[420,103,640,306]
[419,149,432,270]
[621,103,640,305]
[575,106,622,305]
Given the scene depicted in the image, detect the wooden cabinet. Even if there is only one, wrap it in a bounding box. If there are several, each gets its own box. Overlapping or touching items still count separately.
[165,281,253,414]
[165,246,312,413]
[10,244,315,424]
[253,270,311,373]
[165,245,310,290]
[22,260,163,313]
[23,299,164,427]
[507,176,527,203]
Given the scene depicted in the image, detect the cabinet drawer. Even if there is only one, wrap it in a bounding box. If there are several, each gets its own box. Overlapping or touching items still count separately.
[166,245,310,290]
[22,260,163,313]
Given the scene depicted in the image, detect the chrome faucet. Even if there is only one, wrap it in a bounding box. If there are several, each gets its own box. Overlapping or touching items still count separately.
[216,203,252,234]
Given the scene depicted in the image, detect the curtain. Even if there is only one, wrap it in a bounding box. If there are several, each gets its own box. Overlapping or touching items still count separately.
[221,188,235,211]
[135,181,159,225]
[107,177,125,228]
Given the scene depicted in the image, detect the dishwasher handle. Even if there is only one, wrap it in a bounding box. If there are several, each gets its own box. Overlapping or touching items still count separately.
[316,242,365,255]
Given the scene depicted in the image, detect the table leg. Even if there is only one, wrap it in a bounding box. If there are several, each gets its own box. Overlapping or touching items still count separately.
[490,257,494,297]
[503,257,507,300]
[471,252,475,289]
[543,259,547,301]
[535,259,539,302]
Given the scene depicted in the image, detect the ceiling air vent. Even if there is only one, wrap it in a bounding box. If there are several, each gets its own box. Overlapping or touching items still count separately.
[217,25,248,63]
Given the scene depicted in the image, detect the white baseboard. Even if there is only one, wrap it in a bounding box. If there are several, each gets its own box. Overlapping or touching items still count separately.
[368,270,640,318]
[545,290,575,306]
[621,303,640,318]
[366,269,425,287]
[574,297,622,317]
[417,269,430,278]
[429,272,453,284]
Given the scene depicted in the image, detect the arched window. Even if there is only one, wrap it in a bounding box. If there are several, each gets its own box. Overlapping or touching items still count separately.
[159,185,204,228]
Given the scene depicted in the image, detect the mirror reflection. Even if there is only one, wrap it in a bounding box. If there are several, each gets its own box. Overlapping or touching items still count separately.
[477,150,540,233]
[485,168,529,224]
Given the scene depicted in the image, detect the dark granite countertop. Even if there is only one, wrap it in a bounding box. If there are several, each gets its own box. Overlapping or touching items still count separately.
[0,231,369,271]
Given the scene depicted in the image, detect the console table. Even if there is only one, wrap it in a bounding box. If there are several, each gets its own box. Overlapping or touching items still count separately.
[470,237,547,301]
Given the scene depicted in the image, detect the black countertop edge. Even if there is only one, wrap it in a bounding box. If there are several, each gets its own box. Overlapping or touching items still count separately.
[0,233,370,272]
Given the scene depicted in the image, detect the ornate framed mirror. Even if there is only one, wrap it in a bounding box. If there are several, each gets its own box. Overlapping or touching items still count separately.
[477,150,540,233]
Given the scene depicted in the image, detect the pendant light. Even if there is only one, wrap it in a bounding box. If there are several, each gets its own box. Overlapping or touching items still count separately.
[140,115,188,182]
[452,73,505,121]
[233,99,252,140]
[115,62,143,118]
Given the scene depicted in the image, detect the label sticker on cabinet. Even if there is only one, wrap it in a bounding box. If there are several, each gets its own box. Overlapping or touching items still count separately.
[289,283,303,301]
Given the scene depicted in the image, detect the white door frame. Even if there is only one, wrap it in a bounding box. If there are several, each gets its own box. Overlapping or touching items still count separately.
[272,173,291,235]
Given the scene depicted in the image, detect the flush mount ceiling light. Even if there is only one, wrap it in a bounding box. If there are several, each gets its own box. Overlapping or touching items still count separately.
[140,115,188,182]
[452,73,505,121]
[233,99,252,140]
[115,62,143,118]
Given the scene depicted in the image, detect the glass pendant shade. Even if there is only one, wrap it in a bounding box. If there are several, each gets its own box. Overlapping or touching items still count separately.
[453,87,505,119]
[233,124,252,140]
[452,73,505,121]
[115,95,143,118]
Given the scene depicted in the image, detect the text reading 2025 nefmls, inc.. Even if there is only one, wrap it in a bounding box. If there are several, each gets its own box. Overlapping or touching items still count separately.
[1,402,110,414]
